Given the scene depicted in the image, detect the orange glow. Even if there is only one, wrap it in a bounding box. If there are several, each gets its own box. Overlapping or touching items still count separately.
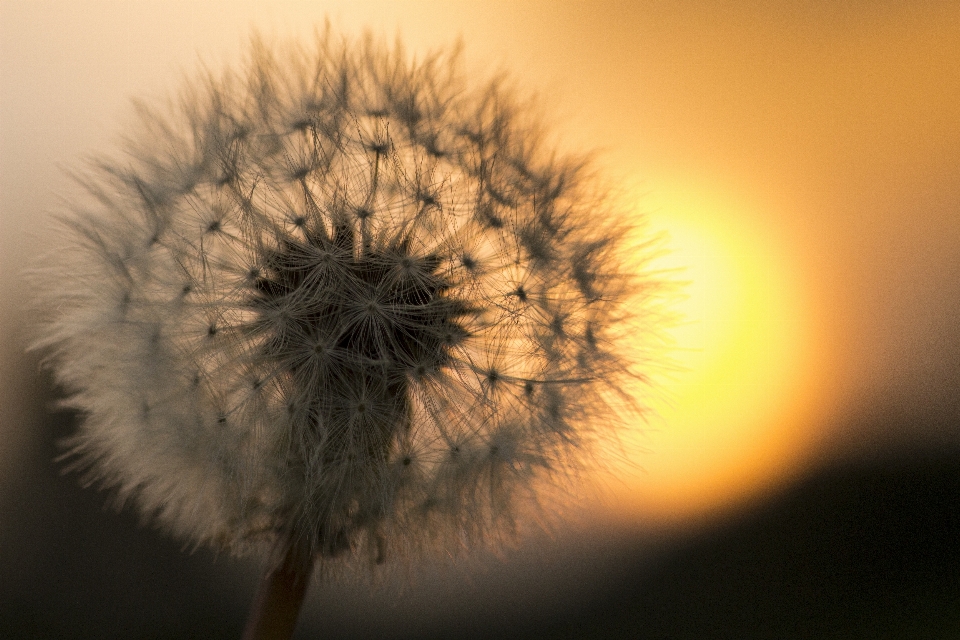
[608,179,825,523]
[4,0,956,533]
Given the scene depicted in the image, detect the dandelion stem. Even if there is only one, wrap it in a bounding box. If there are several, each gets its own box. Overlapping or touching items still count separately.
[241,543,314,640]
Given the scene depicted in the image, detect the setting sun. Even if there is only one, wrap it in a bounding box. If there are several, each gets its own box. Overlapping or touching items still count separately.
[614,179,821,522]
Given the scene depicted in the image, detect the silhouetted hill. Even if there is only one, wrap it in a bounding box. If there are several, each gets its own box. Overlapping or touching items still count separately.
[3,387,959,639]
[536,440,960,640]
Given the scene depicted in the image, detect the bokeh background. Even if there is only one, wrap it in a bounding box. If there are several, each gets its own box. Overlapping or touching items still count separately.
[2,1,959,638]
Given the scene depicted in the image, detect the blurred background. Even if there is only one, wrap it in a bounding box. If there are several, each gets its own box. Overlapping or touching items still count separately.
[2,1,959,638]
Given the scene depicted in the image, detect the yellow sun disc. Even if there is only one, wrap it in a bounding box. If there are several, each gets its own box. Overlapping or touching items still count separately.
[611,179,820,524]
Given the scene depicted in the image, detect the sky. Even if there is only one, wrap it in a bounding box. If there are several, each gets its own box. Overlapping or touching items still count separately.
[1,0,959,637]
[4,0,959,517]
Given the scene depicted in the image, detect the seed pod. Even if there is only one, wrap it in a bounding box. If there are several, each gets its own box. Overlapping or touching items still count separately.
[33,29,651,569]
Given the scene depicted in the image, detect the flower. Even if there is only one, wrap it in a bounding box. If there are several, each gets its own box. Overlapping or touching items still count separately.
[34,30,649,568]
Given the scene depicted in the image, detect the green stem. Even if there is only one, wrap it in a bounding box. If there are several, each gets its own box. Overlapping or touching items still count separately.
[241,542,315,640]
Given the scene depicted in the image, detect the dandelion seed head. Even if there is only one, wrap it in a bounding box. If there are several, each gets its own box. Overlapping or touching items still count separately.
[33,29,656,569]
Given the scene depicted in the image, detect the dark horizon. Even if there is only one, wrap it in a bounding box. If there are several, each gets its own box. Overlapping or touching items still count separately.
[3,360,959,638]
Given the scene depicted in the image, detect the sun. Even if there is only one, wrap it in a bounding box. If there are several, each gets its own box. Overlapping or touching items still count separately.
[608,179,823,523]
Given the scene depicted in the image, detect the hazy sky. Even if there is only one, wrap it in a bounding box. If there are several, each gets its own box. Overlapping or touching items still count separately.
[2,0,959,523]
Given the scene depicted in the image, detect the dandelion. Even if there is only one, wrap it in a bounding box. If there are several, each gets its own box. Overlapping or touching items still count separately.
[33,28,656,639]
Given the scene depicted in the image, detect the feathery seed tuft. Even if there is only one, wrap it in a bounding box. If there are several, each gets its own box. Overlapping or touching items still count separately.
[33,30,654,569]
